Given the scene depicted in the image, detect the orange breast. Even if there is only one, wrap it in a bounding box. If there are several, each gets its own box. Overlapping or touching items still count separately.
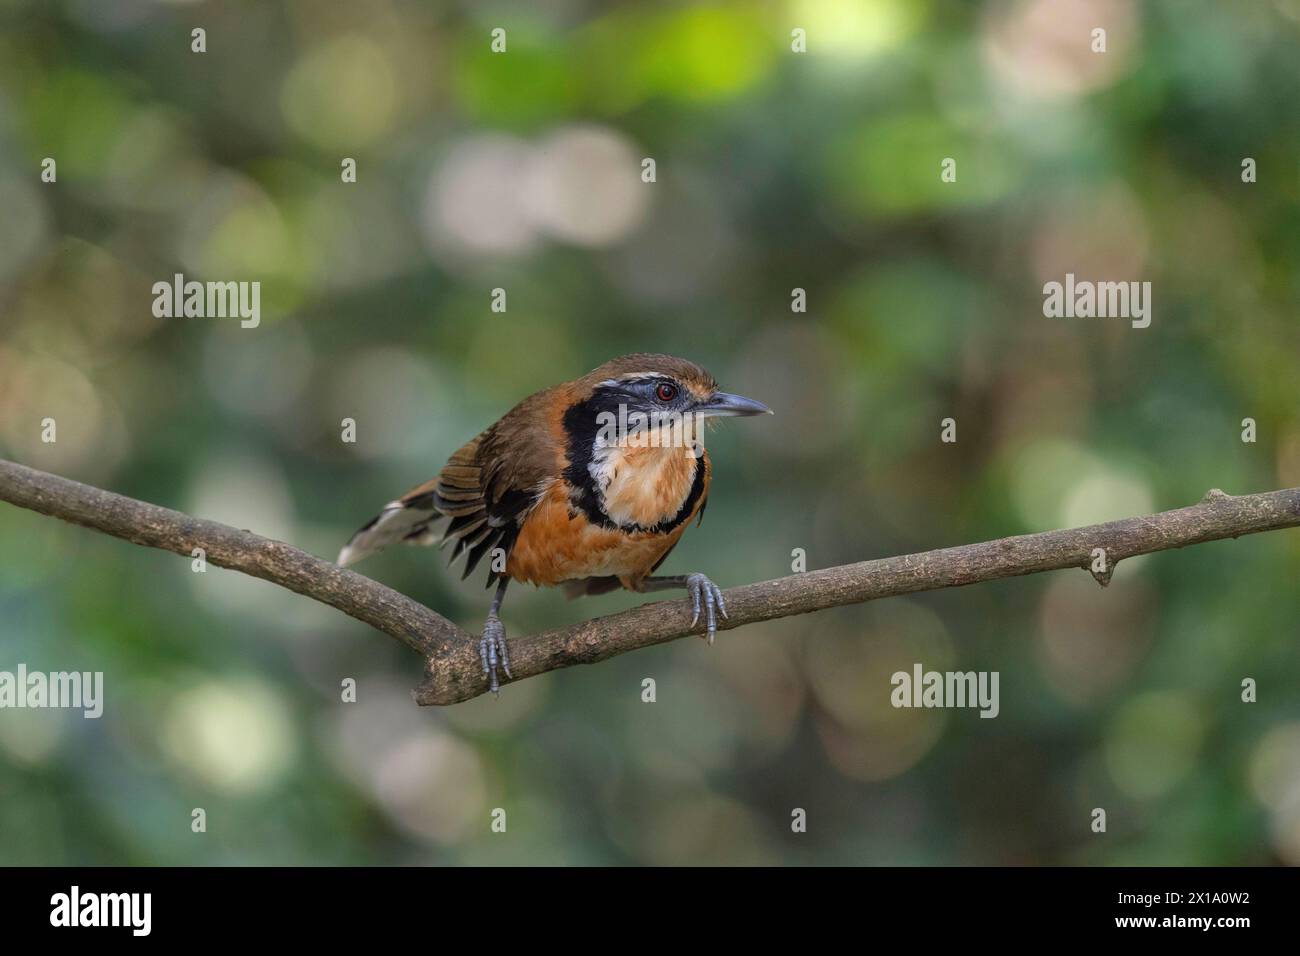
[597,441,699,529]
[507,450,709,588]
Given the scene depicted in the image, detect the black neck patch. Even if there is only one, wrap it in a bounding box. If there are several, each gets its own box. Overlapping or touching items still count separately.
[562,389,705,534]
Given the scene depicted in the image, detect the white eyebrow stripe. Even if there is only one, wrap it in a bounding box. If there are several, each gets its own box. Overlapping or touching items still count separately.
[598,374,663,386]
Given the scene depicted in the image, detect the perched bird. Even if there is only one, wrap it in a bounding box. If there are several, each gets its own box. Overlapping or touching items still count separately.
[338,353,772,692]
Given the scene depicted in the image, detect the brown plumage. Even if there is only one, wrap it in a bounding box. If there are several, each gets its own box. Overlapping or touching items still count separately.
[339,353,771,692]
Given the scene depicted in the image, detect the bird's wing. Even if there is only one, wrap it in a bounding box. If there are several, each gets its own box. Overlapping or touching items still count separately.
[337,390,561,584]
[453,389,570,583]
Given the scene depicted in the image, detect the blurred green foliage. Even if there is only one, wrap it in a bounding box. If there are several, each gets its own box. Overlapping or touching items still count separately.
[1,0,1299,865]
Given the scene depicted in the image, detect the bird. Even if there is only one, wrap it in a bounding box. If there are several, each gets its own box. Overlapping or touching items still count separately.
[337,353,772,693]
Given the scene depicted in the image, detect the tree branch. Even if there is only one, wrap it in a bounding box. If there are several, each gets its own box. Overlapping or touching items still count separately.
[2,459,1297,706]
[0,459,471,659]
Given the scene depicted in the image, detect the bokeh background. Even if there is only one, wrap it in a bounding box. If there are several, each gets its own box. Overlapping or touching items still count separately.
[2,0,1299,865]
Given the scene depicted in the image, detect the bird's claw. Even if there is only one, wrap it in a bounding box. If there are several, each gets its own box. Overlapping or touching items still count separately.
[685,572,728,645]
[479,614,511,694]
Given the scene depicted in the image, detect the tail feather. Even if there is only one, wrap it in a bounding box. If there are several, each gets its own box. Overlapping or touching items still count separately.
[339,432,519,576]
[336,500,440,567]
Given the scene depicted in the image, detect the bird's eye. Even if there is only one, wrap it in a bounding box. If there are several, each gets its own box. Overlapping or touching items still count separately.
[655,382,678,403]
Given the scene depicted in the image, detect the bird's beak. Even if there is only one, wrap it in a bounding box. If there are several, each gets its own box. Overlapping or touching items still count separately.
[693,391,773,418]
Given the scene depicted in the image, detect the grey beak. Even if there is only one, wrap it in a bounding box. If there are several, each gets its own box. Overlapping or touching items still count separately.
[693,391,773,418]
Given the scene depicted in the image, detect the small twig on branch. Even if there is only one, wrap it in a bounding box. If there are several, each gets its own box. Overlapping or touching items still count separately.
[2,458,1297,706]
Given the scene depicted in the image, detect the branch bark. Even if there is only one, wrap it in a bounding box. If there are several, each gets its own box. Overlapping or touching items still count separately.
[2,458,1297,706]
[0,459,470,659]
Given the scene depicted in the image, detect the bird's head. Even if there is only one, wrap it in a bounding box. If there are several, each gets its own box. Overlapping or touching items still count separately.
[570,353,771,456]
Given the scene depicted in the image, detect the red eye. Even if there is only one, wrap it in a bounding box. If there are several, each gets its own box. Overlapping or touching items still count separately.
[655,382,678,402]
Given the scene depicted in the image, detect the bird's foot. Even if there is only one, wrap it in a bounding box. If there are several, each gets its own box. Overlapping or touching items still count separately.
[685,572,728,645]
[479,613,512,694]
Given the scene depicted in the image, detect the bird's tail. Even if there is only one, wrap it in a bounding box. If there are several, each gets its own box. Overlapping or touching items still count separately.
[336,496,441,567]
[338,435,486,570]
